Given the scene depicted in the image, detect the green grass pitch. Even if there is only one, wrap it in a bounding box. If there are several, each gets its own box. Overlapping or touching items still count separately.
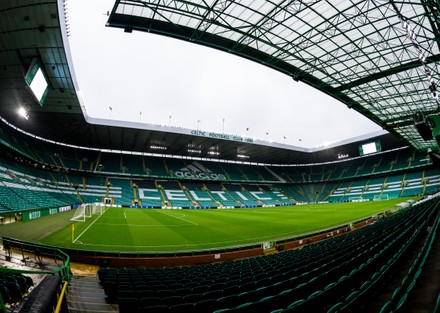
[0,198,412,252]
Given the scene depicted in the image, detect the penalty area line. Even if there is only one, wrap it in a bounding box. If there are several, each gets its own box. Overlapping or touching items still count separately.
[157,210,199,225]
[73,209,107,244]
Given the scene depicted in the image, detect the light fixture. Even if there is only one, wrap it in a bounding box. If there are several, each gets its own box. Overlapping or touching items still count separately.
[150,145,167,150]
[188,149,201,154]
[18,107,29,120]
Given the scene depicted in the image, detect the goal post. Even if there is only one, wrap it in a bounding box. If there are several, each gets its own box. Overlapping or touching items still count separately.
[92,203,107,215]
[349,196,364,202]
[373,194,389,201]
[70,203,92,222]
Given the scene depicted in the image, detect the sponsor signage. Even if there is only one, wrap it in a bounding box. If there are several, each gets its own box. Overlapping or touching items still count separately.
[28,211,41,220]
[59,205,72,212]
[174,161,226,180]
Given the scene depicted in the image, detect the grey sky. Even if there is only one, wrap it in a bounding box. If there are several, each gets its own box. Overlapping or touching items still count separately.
[67,0,382,148]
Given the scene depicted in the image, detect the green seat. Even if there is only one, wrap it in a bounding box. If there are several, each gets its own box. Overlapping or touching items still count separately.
[308,290,322,299]
[327,301,344,313]
[395,292,408,311]
[287,299,305,309]
[371,272,381,281]
[360,280,371,291]
[391,287,402,307]
[345,290,360,303]
[379,300,391,313]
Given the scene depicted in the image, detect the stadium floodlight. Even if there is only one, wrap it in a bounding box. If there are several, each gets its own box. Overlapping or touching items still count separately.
[25,58,49,106]
[18,107,29,120]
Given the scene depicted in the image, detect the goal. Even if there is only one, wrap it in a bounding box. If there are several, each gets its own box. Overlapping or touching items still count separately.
[92,203,107,215]
[70,203,107,222]
[349,196,364,202]
[70,204,92,222]
[373,194,389,201]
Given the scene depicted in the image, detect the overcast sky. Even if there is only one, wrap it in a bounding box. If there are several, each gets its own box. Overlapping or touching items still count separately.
[67,0,382,148]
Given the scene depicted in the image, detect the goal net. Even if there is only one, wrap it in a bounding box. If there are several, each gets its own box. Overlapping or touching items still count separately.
[349,196,364,202]
[70,204,92,222]
[92,203,107,215]
[373,194,389,201]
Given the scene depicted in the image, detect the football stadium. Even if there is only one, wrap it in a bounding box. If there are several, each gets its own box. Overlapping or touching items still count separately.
[0,1,440,312]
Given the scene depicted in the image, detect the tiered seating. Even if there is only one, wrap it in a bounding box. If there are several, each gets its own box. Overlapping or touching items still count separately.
[255,166,278,182]
[0,161,79,212]
[314,183,339,202]
[204,183,238,207]
[159,181,192,207]
[144,156,169,177]
[0,272,33,304]
[423,169,440,195]
[276,183,335,203]
[220,184,259,207]
[99,152,122,173]
[182,182,217,208]
[378,214,440,313]
[134,180,163,207]
[109,178,132,205]
[165,159,187,178]
[277,185,307,203]
[238,164,263,181]
[361,177,386,201]
[274,166,304,183]
[77,150,99,171]
[260,186,293,204]
[98,196,439,313]
[75,176,122,204]
[268,148,434,184]
[121,155,144,175]
[401,172,424,197]
[220,164,247,181]
[203,162,228,180]
[242,185,280,206]
[380,175,404,199]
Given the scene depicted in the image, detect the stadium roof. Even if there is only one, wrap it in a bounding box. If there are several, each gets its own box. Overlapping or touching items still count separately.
[0,0,438,165]
[107,0,440,151]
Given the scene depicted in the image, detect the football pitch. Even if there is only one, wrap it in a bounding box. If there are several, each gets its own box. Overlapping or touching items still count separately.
[0,198,411,252]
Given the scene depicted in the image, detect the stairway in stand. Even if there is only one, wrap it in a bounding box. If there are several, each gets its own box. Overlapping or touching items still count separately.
[67,276,118,313]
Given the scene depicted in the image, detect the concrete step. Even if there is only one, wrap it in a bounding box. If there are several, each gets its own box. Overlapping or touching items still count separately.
[67,276,118,313]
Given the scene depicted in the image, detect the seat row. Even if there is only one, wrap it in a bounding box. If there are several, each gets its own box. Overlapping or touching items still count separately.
[0,272,33,303]
[98,197,439,312]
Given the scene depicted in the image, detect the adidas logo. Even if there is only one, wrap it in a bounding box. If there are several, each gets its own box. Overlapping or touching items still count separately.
[175,162,225,180]
[179,161,212,174]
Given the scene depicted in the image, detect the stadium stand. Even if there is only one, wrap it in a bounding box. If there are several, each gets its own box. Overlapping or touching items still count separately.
[144,156,170,178]
[121,154,144,175]
[0,272,33,304]
[1,145,438,212]
[134,180,163,207]
[97,196,439,313]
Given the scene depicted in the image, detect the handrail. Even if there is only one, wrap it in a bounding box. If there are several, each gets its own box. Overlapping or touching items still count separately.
[1,237,71,282]
[0,292,5,313]
[54,281,69,313]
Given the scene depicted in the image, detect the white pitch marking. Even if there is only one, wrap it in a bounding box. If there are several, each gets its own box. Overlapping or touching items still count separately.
[157,210,199,225]
[73,208,108,244]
